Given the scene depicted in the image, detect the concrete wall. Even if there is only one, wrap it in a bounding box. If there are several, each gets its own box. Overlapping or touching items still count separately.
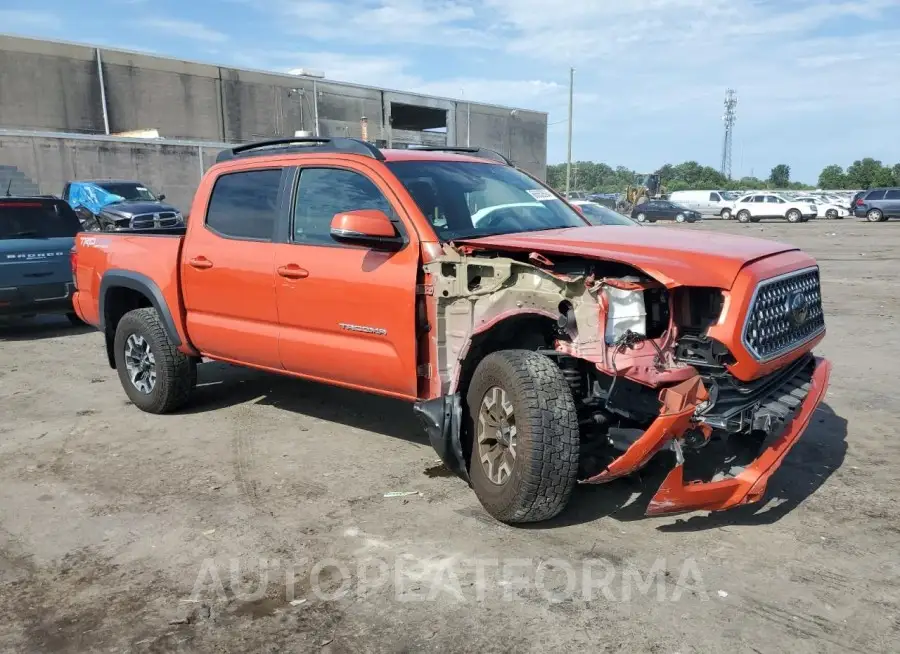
[0,34,548,178]
[0,131,226,212]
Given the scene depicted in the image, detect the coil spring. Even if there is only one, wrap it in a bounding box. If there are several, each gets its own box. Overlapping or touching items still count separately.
[561,365,582,398]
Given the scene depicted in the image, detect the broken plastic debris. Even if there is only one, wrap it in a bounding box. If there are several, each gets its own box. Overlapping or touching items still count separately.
[383,491,420,498]
[290,599,307,607]
[202,529,216,536]
[717,590,728,598]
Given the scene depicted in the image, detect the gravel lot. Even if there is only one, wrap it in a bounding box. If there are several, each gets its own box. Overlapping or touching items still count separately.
[1,218,898,653]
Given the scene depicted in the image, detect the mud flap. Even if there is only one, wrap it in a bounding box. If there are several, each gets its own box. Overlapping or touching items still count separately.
[413,394,470,484]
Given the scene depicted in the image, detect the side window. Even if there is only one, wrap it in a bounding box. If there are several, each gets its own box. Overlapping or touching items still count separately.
[866,190,886,201]
[709,192,720,201]
[886,189,900,200]
[206,169,282,241]
[293,168,397,246]
[752,195,765,203]
[740,196,751,203]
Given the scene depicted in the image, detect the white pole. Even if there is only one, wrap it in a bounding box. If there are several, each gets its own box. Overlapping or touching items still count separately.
[565,67,574,197]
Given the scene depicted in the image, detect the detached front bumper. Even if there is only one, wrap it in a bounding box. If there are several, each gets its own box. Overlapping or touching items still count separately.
[585,356,832,516]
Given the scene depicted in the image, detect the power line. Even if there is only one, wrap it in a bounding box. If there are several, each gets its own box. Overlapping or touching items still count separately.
[720,89,737,180]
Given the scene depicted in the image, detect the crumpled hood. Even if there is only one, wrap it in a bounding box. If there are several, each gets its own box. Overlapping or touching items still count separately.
[100,201,180,219]
[456,226,799,289]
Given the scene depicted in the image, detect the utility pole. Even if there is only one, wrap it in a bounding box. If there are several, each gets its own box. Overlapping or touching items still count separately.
[565,67,574,198]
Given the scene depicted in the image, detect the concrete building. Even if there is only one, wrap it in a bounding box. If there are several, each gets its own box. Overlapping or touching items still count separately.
[0,34,548,210]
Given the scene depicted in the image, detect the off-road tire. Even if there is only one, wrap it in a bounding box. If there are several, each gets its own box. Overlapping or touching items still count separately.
[466,350,579,524]
[737,209,752,223]
[786,209,802,223]
[720,208,732,220]
[867,209,885,222]
[114,308,196,414]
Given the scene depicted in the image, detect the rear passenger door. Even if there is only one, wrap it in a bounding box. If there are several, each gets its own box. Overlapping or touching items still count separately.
[181,167,287,369]
[884,189,900,217]
[273,162,421,399]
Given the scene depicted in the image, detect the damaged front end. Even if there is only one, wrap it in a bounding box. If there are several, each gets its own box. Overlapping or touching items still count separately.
[414,242,830,517]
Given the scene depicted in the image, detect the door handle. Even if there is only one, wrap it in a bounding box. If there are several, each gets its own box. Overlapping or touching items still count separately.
[277,264,309,280]
[189,256,213,270]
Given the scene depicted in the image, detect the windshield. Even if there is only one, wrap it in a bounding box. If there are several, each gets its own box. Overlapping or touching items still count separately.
[386,161,587,240]
[0,200,81,239]
[97,182,157,202]
[578,203,637,226]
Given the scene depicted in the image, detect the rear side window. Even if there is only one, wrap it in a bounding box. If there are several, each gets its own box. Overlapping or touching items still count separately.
[0,200,81,239]
[866,190,886,201]
[206,169,283,240]
[292,168,397,246]
[886,189,900,200]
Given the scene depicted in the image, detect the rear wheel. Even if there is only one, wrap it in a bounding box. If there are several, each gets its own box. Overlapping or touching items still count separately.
[786,209,802,223]
[675,213,686,223]
[114,308,196,414]
[466,350,579,524]
[635,212,647,223]
[720,208,732,220]
[866,209,885,222]
[737,210,752,223]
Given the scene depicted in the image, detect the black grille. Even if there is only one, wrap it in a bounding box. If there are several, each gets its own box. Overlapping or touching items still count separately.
[131,212,179,229]
[744,268,824,361]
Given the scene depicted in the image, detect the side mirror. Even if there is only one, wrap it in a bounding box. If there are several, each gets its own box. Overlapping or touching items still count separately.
[330,210,402,249]
[158,193,167,201]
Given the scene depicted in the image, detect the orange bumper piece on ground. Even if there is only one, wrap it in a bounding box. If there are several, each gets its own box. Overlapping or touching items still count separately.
[645,357,832,516]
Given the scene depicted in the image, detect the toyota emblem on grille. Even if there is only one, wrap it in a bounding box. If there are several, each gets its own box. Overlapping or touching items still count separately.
[786,291,810,326]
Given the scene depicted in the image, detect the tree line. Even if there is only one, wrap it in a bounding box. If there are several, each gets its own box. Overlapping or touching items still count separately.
[547,158,900,194]
[817,159,900,190]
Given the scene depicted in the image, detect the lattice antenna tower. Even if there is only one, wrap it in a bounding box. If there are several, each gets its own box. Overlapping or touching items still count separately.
[720,89,738,179]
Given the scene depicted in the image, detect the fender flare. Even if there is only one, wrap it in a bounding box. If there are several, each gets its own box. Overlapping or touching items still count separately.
[99,270,182,367]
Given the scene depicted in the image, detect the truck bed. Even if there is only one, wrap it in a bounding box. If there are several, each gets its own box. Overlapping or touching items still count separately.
[73,231,187,343]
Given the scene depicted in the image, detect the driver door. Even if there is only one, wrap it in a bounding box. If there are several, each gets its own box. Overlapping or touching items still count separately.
[273,162,421,399]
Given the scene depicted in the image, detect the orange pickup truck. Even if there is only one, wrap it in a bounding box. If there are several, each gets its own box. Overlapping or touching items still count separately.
[72,138,831,523]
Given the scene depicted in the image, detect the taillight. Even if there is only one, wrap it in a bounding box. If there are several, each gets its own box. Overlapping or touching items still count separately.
[856,198,864,206]
[70,247,78,288]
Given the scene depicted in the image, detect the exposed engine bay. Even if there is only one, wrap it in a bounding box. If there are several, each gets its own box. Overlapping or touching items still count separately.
[414,243,828,516]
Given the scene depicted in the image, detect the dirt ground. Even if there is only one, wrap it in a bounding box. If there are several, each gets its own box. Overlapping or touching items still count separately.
[1,218,899,653]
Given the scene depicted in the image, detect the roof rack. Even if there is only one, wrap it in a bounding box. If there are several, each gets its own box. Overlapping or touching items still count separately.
[403,146,512,166]
[216,137,385,163]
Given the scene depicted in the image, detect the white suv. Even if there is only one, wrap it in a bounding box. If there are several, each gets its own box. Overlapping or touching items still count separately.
[733,193,818,224]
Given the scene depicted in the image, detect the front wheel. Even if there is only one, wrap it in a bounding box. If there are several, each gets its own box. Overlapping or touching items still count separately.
[720,209,732,220]
[114,308,196,414]
[737,210,752,223]
[466,350,579,524]
[786,209,802,223]
[675,213,686,223]
[826,209,838,220]
[635,213,647,223]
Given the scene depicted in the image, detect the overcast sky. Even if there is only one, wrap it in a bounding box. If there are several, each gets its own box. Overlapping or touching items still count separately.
[2,0,899,183]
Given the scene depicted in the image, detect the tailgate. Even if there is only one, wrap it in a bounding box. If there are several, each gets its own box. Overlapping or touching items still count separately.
[1,237,73,288]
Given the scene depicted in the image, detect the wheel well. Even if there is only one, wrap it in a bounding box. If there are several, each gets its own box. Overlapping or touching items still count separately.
[103,287,152,368]
[456,314,559,460]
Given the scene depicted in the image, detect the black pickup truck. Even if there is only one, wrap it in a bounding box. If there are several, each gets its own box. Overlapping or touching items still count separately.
[62,179,184,231]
